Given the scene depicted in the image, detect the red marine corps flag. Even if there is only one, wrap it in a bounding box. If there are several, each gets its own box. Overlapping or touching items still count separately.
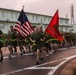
[15,8,34,38]
[45,10,63,42]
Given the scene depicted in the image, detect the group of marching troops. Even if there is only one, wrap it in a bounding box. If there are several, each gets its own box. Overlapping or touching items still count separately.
[0,25,76,65]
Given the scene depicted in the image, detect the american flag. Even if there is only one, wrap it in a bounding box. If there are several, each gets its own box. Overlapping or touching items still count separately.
[15,9,34,37]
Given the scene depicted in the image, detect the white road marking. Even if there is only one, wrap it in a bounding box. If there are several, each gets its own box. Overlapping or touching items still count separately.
[47,55,76,75]
[26,67,54,70]
[1,55,76,75]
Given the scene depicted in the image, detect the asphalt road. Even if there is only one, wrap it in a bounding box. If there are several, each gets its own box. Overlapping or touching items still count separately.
[0,46,76,75]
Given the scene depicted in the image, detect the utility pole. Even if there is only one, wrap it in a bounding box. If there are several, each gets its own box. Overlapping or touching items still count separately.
[70,4,75,25]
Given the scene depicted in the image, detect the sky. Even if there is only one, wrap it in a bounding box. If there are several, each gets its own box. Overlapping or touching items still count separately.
[0,0,76,22]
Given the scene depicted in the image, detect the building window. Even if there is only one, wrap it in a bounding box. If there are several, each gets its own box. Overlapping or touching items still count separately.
[65,20,68,24]
[36,16,38,21]
[48,17,51,23]
[0,24,5,29]
[26,14,29,19]
[2,11,4,18]
[48,18,49,22]
[15,13,17,19]
[44,17,46,21]
[60,19,63,24]
[32,15,34,21]
[61,27,63,31]
[11,12,14,19]
[65,27,68,32]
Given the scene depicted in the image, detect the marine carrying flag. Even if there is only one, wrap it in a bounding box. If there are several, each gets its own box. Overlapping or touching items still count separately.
[45,10,63,42]
[15,9,34,37]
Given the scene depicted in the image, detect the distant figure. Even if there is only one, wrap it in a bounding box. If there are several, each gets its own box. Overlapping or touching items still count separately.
[17,33,25,55]
[30,27,44,65]
[7,26,17,58]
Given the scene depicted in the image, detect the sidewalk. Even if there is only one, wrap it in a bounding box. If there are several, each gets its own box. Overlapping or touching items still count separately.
[56,58,76,75]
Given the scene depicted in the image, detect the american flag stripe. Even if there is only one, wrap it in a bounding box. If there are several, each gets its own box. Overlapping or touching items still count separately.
[26,22,33,33]
[21,30,27,37]
[15,26,25,37]
[16,22,30,36]
[21,25,29,35]
[17,22,33,37]
[15,23,28,37]
[23,24,30,34]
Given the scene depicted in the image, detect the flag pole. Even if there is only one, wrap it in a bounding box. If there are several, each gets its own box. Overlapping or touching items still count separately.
[41,18,44,31]
[41,18,42,27]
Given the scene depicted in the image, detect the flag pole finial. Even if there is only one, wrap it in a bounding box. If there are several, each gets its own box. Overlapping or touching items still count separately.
[22,6,25,10]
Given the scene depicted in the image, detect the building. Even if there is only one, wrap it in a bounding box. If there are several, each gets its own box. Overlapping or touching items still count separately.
[71,24,76,33]
[0,8,73,34]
